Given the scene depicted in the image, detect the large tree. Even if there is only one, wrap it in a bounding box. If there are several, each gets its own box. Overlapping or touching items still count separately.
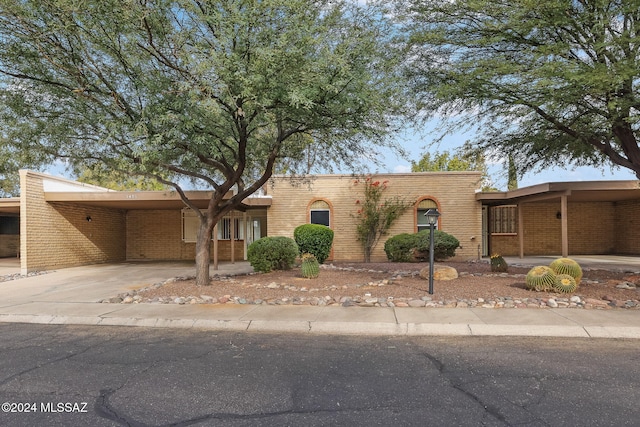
[0,0,405,285]
[399,0,640,178]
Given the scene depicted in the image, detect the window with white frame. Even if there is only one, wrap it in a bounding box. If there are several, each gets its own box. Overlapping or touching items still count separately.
[309,200,330,227]
[181,209,244,242]
[490,205,517,234]
[416,198,439,232]
[217,217,243,240]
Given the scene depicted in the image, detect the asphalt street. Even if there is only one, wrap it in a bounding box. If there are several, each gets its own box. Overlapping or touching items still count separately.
[0,323,638,426]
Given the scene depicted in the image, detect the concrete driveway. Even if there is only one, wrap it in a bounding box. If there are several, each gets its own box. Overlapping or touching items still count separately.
[0,260,254,306]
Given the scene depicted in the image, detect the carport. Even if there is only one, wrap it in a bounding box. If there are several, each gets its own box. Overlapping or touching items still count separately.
[477,180,640,258]
[12,170,271,274]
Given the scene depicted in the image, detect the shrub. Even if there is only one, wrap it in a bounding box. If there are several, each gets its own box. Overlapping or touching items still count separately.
[414,230,460,261]
[293,224,334,264]
[300,253,320,278]
[384,233,419,262]
[247,236,298,273]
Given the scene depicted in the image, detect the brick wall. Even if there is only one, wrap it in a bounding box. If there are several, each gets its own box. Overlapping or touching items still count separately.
[614,199,640,254]
[266,173,483,262]
[126,209,245,261]
[20,171,126,272]
[490,201,617,256]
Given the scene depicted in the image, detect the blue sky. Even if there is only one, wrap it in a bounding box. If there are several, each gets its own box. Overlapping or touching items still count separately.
[370,124,638,190]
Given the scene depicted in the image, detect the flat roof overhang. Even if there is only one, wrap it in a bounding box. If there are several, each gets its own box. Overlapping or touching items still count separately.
[476,180,640,205]
[0,198,20,214]
[43,190,272,211]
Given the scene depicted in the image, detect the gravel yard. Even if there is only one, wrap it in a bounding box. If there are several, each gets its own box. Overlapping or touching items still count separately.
[112,260,640,309]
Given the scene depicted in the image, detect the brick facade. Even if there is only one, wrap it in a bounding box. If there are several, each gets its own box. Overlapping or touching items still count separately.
[20,171,126,273]
[614,199,640,254]
[266,173,483,262]
[12,170,639,272]
[490,201,633,256]
[126,210,245,261]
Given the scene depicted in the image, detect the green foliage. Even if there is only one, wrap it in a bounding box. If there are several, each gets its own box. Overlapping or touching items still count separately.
[384,233,419,262]
[490,254,508,273]
[293,224,334,264]
[553,274,578,294]
[75,164,168,191]
[400,0,640,179]
[549,258,583,284]
[353,176,413,262]
[247,237,298,273]
[0,0,406,285]
[411,150,481,173]
[414,230,460,262]
[525,266,556,292]
[300,253,320,279]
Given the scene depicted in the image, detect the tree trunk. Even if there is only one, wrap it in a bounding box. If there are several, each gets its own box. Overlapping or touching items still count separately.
[195,217,215,286]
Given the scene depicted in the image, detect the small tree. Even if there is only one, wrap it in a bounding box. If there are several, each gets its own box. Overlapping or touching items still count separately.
[353,176,412,262]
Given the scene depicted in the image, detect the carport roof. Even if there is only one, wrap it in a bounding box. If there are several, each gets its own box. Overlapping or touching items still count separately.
[0,198,19,214]
[476,180,640,205]
[43,190,272,210]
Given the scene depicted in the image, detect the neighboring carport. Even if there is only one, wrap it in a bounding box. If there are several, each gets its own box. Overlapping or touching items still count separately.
[477,180,640,258]
[17,170,271,274]
[0,198,20,258]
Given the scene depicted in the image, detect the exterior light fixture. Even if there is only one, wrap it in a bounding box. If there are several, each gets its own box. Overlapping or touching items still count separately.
[424,208,440,294]
[86,216,92,222]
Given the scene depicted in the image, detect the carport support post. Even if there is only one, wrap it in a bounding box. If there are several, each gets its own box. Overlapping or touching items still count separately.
[561,195,568,257]
[213,223,219,271]
[230,211,235,264]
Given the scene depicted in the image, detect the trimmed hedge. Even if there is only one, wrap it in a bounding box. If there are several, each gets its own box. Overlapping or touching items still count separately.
[247,236,298,273]
[293,224,334,264]
[384,229,460,262]
[384,233,419,262]
[415,230,460,261]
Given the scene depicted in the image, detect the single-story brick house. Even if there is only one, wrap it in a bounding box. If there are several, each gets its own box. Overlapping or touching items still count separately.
[1,170,639,274]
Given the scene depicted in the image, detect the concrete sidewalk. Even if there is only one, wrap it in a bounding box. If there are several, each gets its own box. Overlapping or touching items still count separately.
[0,259,639,339]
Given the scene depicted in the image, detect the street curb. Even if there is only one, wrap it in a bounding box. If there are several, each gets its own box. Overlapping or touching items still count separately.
[2,314,640,339]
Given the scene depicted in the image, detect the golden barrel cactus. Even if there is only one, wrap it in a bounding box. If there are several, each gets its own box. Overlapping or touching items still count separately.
[525,266,556,292]
[549,258,582,284]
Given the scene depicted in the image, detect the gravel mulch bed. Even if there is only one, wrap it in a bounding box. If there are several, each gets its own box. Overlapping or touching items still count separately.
[104,260,640,309]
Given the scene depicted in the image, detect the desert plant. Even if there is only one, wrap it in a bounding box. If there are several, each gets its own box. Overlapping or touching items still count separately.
[553,274,578,293]
[414,230,460,261]
[300,253,320,278]
[525,266,557,291]
[549,258,583,284]
[353,176,413,262]
[247,236,298,273]
[490,254,508,272]
[384,233,420,262]
[293,224,334,264]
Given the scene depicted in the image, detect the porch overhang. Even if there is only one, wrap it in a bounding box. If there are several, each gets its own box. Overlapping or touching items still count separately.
[477,180,640,259]
[44,190,272,211]
[476,180,640,205]
[0,198,20,214]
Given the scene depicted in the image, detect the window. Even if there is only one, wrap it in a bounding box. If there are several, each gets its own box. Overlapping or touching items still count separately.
[416,198,439,232]
[309,200,330,227]
[181,209,244,242]
[217,217,243,240]
[491,205,517,234]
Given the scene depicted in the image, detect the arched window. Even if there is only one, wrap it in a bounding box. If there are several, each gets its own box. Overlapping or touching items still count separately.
[309,199,331,227]
[416,198,439,232]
